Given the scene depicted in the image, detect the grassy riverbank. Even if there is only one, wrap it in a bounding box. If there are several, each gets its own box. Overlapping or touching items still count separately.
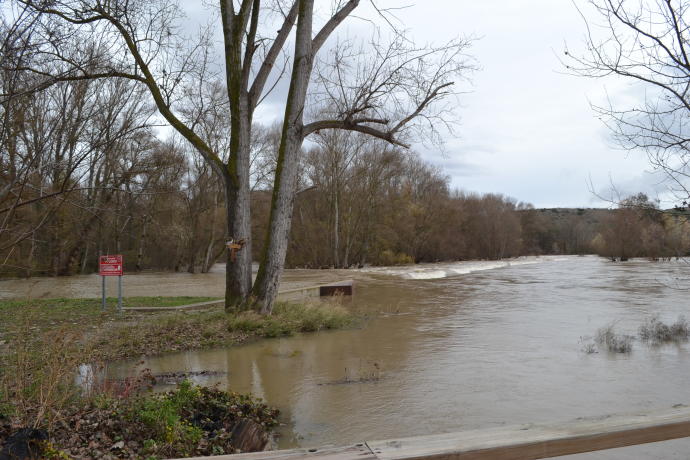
[0,296,355,361]
[0,296,354,458]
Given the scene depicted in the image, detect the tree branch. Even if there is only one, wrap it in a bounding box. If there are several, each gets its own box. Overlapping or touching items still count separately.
[303,119,409,147]
[248,1,299,109]
[312,0,360,55]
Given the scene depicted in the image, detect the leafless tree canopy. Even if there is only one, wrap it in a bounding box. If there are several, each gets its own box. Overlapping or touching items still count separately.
[306,32,474,147]
[2,0,477,312]
[566,0,690,201]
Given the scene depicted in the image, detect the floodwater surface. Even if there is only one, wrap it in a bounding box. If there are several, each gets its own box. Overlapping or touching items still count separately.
[0,263,335,300]
[5,256,690,458]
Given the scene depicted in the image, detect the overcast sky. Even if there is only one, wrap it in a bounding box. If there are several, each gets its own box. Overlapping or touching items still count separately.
[185,0,676,209]
[369,0,672,209]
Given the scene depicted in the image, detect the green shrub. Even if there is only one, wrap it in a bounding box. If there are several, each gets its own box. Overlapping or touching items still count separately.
[133,380,203,451]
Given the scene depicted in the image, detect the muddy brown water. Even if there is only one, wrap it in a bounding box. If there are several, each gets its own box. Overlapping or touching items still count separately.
[3,256,690,458]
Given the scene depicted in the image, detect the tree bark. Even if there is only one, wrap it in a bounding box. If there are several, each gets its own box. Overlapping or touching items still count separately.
[80,242,89,274]
[219,0,260,311]
[253,0,315,314]
[223,127,253,310]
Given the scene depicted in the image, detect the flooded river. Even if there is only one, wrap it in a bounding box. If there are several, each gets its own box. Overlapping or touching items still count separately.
[3,256,690,458]
[0,263,337,300]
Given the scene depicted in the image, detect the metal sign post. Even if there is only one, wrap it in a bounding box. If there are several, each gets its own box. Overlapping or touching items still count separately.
[99,255,124,312]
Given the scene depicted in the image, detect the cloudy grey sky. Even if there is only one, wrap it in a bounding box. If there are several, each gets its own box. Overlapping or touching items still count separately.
[184,0,675,208]
[373,0,669,209]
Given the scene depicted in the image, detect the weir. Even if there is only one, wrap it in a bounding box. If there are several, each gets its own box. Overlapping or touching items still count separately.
[174,405,690,460]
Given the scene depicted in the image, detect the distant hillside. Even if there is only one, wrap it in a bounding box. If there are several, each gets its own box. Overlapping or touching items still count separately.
[531,207,612,224]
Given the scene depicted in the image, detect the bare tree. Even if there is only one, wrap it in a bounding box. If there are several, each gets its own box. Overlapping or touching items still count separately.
[5,0,296,307]
[566,0,690,203]
[1,16,158,275]
[8,0,474,313]
[251,2,475,312]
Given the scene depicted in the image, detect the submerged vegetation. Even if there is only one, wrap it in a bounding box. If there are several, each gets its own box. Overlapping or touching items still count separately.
[581,315,690,354]
[638,316,689,344]
[595,324,634,354]
[317,362,382,386]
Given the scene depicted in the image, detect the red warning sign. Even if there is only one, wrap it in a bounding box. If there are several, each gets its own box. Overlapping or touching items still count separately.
[99,255,123,276]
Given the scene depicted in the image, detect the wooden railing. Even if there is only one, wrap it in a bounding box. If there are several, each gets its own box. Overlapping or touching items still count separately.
[178,405,690,460]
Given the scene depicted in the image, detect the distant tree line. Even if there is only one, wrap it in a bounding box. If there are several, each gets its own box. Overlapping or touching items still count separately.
[2,69,688,279]
[589,194,690,262]
[0,28,687,276]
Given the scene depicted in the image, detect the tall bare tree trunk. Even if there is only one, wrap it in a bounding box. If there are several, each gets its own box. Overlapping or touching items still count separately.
[333,185,340,268]
[201,192,219,274]
[80,242,89,274]
[219,1,262,311]
[223,126,253,310]
[253,0,314,313]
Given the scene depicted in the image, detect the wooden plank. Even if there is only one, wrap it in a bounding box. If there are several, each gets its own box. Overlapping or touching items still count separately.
[368,406,690,460]
[178,444,376,460]
[174,406,690,460]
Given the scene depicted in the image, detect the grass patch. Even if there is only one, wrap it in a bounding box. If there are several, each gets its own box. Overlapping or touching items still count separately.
[0,296,357,362]
[0,297,216,338]
[595,324,633,353]
[0,296,216,312]
[639,315,689,343]
[93,310,237,361]
[227,300,355,338]
[119,296,219,308]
